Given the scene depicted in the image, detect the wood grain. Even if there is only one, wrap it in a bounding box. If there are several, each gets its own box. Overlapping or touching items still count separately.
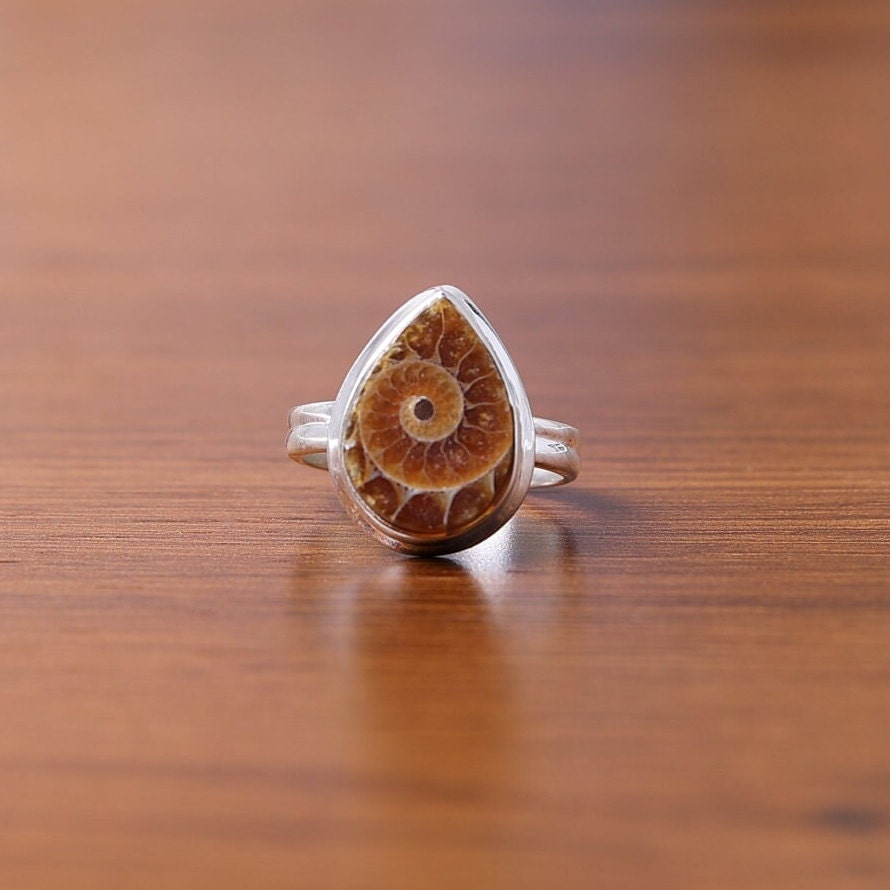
[2,1,889,887]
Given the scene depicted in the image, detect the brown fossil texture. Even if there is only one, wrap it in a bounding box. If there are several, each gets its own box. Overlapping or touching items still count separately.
[343,297,514,536]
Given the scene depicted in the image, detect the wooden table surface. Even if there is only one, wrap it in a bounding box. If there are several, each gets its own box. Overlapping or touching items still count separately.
[2,2,889,887]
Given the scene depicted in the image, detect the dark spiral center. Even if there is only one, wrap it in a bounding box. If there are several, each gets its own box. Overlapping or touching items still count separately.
[413,397,435,421]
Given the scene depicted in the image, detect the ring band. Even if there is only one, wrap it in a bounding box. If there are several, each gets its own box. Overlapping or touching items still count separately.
[285,285,580,555]
[288,403,580,488]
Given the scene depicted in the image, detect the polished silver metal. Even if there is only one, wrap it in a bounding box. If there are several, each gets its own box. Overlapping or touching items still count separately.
[288,404,579,489]
[286,285,580,555]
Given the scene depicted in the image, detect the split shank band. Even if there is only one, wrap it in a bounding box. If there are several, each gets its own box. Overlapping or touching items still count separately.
[288,401,580,489]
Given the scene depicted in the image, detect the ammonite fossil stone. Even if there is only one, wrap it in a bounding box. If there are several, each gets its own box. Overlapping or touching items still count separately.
[343,297,514,536]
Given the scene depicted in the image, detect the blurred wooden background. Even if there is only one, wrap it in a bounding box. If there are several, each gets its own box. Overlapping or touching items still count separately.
[2,1,889,888]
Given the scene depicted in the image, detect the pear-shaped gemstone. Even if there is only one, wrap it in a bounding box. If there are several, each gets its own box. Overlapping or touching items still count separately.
[343,297,514,536]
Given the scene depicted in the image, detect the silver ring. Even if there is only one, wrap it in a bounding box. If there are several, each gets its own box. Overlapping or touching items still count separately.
[286,285,580,555]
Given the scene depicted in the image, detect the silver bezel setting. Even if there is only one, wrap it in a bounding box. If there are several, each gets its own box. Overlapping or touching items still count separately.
[326,285,535,556]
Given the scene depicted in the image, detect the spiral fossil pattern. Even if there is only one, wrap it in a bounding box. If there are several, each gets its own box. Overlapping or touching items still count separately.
[343,297,514,535]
